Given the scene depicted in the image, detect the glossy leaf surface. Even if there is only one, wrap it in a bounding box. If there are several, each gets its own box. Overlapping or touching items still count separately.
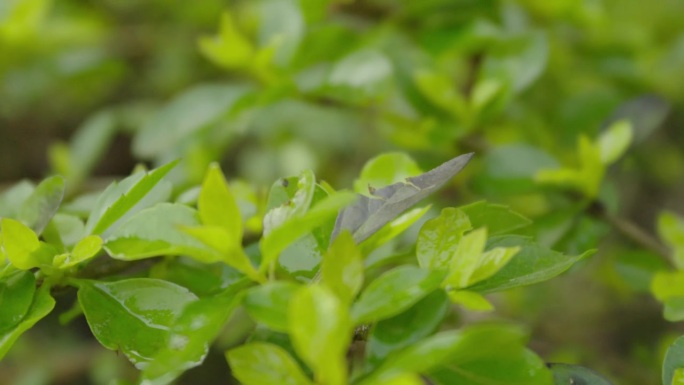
[78,278,198,368]
[416,208,472,270]
[0,270,36,332]
[0,285,55,360]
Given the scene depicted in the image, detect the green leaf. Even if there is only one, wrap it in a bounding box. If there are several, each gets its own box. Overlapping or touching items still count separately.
[427,324,553,385]
[199,163,242,241]
[289,285,351,385]
[260,191,356,272]
[366,290,449,370]
[0,180,34,218]
[0,285,55,360]
[673,368,684,385]
[141,279,250,385]
[1,218,55,269]
[651,271,684,321]
[180,225,262,281]
[243,281,300,332]
[548,363,612,385]
[664,336,684,385]
[322,231,364,305]
[361,331,466,384]
[54,110,117,186]
[658,211,684,269]
[198,12,255,70]
[459,201,532,235]
[535,136,604,198]
[0,270,36,332]
[598,120,633,165]
[226,342,313,385]
[133,84,251,159]
[333,154,473,243]
[444,228,488,288]
[467,236,593,293]
[417,208,472,270]
[353,152,422,195]
[351,266,445,325]
[85,160,178,236]
[55,235,103,269]
[361,205,431,254]
[104,203,219,262]
[447,290,494,312]
[263,170,316,236]
[78,278,198,368]
[18,175,65,235]
[468,246,520,285]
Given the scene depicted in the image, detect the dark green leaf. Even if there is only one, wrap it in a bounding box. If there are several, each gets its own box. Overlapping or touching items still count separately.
[226,342,313,385]
[78,278,198,368]
[427,324,553,385]
[243,281,300,332]
[548,363,612,385]
[366,290,449,370]
[332,153,473,243]
[351,266,445,325]
[0,270,36,332]
[0,285,55,360]
[467,236,594,293]
[18,175,65,235]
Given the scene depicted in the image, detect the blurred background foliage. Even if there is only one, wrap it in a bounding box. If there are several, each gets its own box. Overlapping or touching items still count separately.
[1,0,684,384]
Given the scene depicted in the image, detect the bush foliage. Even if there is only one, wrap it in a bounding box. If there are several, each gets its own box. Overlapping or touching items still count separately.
[1,0,684,384]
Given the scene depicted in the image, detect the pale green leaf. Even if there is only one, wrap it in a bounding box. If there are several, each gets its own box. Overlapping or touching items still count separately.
[417,208,472,270]
[598,120,633,165]
[322,231,364,305]
[289,285,351,385]
[353,152,422,195]
[18,175,65,235]
[444,228,488,288]
[447,290,493,312]
[664,336,684,385]
[1,218,54,269]
[226,342,313,385]
[199,163,242,240]
[86,160,177,236]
